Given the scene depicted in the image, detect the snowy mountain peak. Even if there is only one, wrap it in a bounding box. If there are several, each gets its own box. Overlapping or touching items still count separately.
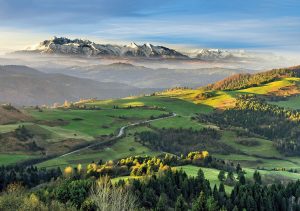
[145,43,152,48]
[17,37,188,59]
[127,42,139,49]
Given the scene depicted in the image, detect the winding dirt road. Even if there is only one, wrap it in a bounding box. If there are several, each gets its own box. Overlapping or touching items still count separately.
[60,113,177,157]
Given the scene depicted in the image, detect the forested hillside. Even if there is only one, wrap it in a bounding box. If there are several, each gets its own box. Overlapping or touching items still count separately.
[206,65,300,91]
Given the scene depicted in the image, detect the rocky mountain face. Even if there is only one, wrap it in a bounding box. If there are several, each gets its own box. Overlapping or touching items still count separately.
[19,37,188,58]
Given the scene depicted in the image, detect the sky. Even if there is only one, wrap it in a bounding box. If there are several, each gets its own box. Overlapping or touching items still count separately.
[0,0,300,52]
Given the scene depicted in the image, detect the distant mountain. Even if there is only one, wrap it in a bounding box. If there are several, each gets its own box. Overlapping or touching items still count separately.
[16,37,188,59]
[39,62,244,89]
[0,65,158,105]
[195,49,234,60]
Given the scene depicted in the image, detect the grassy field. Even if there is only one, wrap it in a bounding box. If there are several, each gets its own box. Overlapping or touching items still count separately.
[214,153,300,171]
[176,165,234,192]
[0,154,36,165]
[37,126,160,168]
[270,95,300,110]
[29,108,168,137]
[111,165,233,193]
[237,78,299,95]
[243,167,300,181]
[0,123,33,133]
[150,116,205,130]
[85,96,212,116]
[178,165,300,188]
[158,77,300,110]
[220,131,282,158]
[3,77,300,169]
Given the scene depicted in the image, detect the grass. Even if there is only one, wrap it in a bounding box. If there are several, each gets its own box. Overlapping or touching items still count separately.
[237,78,298,95]
[37,125,94,142]
[214,153,300,171]
[220,131,282,158]
[243,168,300,181]
[37,126,160,169]
[111,164,233,193]
[270,95,300,110]
[150,116,205,130]
[177,165,300,189]
[28,108,168,137]
[215,130,300,170]
[176,165,233,192]
[111,175,143,184]
[0,123,33,133]
[86,96,212,116]
[157,77,300,111]
[0,154,36,165]
[3,77,300,171]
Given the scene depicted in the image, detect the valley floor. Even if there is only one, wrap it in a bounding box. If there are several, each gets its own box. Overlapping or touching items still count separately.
[2,74,300,185]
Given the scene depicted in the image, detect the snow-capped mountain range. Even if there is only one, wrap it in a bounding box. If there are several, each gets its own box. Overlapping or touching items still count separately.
[19,37,187,59]
[14,36,260,61]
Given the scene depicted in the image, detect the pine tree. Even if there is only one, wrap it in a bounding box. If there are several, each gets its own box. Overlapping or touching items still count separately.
[219,183,225,193]
[207,196,219,211]
[175,194,188,211]
[236,163,242,173]
[213,185,218,201]
[192,191,207,211]
[238,172,246,185]
[253,170,262,184]
[218,170,226,182]
[156,194,168,211]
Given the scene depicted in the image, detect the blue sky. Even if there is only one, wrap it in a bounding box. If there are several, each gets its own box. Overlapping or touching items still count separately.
[0,0,300,51]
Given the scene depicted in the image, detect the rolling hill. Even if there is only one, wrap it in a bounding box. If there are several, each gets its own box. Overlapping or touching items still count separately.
[1,65,300,185]
[0,65,158,105]
[0,104,31,124]
[1,65,300,210]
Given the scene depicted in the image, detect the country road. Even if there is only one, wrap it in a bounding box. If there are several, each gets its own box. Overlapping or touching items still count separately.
[60,113,177,157]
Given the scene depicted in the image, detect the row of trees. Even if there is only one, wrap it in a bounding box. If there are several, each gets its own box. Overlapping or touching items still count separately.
[135,127,231,155]
[1,152,300,210]
[2,167,299,210]
[122,168,300,210]
[0,165,62,192]
[77,151,238,178]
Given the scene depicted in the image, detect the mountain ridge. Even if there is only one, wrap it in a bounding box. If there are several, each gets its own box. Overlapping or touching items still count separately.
[13,36,252,61]
[16,36,188,59]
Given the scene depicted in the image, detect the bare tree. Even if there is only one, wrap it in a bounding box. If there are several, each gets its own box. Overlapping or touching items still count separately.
[90,176,138,211]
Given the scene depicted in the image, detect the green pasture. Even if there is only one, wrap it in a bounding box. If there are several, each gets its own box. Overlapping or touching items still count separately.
[0,154,36,165]
[28,108,168,137]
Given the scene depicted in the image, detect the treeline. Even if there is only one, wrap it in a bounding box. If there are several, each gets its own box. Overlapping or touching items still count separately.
[236,95,300,122]
[2,167,300,211]
[84,151,238,178]
[124,169,300,210]
[1,153,300,210]
[206,65,300,91]
[197,95,300,155]
[0,151,241,210]
[0,165,62,192]
[0,151,237,194]
[135,127,233,155]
